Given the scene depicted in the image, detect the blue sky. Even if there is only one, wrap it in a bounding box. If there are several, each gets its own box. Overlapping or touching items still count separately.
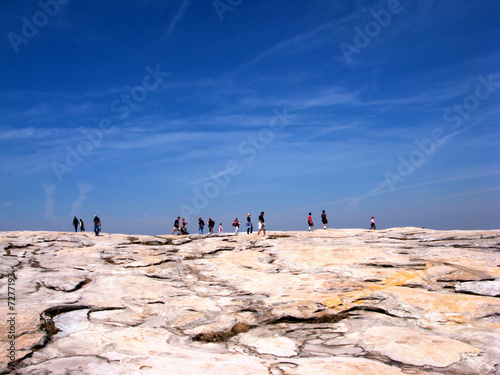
[0,0,499,235]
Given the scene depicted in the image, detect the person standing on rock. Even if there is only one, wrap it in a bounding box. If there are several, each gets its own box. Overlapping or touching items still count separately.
[172,217,181,235]
[219,223,223,233]
[208,218,215,235]
[321,210,328,229]
[257,212,266,236]
[370,217,376,230]
[79,219,85,232]
[73,216,79,232]
[181,218,188,235]
[246,213,253,234]
[308,213,314,231]
[233,218,240,234]
[93,215,101,236]
[198,217,205,235]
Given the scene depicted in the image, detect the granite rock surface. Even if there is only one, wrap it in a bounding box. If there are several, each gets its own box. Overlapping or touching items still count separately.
[1,228,499,374]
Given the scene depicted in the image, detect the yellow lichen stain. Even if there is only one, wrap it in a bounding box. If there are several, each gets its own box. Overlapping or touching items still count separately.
[323,295,343,308]
[429,294,475,313]
[379,263,434,287]
[323,290,371,309]
[422,294,483,324]
[381,270,420,286]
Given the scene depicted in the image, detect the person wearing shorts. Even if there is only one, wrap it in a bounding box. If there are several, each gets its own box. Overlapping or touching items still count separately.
[257,211,266,236]
[172,217,181,235]
[321,210,328,229]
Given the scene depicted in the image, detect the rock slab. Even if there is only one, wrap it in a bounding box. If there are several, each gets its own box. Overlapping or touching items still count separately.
[1,228,499,374]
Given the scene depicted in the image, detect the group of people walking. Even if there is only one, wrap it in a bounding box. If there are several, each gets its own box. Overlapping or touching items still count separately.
[71,215,101,236]
[307,210,329,231]
[231,212,266,235]
[172,212,267,236]
[307,211,376,231]
[72,217,85,232]
[74,211,375,236]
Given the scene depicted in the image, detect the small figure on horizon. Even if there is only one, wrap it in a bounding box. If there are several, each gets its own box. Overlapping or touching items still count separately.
[198,217,205,235]
[370,217,376,230]
[257,212,266,236]
[73,216,79,232]
[219,223,223,233]
[247,213,253,234]
[233,218,240,234]
[208,218,215,235]
[321,210,328,229]
[181,218,189,235]
[172,217,181,235]
[80,219,85,232]
[308,213,314,231]
[93,215,101,236]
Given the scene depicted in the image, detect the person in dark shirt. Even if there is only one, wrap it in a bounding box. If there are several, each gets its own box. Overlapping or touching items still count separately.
[79,219,85,232]
[208,218,215,235]
[73,217,79,232]
[246,213,253,234]
[321,210,328,229]
[93,215,101,236]
[257,211,265,236]
[198,217,205,235]
[172,217,181,235]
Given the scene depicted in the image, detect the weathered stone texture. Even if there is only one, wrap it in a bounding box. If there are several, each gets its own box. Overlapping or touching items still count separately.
[1,228,499,374]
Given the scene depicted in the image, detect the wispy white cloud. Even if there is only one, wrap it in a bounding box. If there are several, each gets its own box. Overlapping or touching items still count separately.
[70,183,94,215]
[0,127,37,140]
[160,0,191,44]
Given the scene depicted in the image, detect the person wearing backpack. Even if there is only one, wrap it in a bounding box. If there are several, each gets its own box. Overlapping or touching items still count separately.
[198,217,205,235]
[93,215,101,236]
[233,218,240,234]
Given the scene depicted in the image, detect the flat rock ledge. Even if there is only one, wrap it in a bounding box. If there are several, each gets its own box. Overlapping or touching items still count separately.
[1,228,499,375]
